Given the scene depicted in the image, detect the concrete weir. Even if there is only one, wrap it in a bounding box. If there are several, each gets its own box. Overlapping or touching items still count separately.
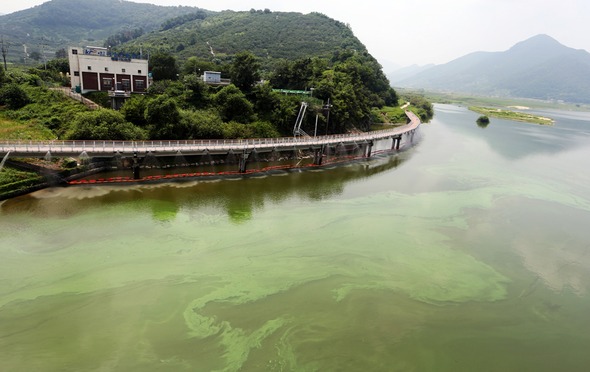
[1,111,420,181]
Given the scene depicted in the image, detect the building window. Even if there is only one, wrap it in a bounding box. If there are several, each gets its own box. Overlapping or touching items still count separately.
[138,70,142,74]
[87,66,92,71]
[74,71,80,76]
[102,78,112,88]
[135,80,145,89]
[105,67,109,72]
[122,79,131,91]
[122,68,126,73]
[72,49,78,55]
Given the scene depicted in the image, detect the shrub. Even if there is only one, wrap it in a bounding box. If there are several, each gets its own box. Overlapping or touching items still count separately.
[64,109,147,140]
[0,84,32,110]
[249,121,280,138]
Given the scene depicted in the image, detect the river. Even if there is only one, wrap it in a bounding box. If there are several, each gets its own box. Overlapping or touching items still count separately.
[1,104,590,371]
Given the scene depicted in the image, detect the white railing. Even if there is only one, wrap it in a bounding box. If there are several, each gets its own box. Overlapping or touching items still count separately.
[0,111,420,156]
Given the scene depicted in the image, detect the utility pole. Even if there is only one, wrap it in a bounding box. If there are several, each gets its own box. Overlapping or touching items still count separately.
[323,98,332,135]
[0,36,10,70]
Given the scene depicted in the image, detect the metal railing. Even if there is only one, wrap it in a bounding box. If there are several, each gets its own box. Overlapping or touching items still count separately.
[0,111,420,156]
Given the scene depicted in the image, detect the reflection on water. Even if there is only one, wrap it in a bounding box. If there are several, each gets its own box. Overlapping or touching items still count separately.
[1,105,590,371]
[1,153,406,223]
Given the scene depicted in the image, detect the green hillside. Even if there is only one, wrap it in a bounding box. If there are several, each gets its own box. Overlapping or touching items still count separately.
[0,0,205,62]
[119,10,366,65]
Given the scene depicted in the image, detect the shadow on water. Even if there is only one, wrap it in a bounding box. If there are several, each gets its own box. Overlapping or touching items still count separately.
[1,150,412,223]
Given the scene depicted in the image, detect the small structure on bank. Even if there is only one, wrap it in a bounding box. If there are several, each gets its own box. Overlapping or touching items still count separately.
[202,71,231,86]
[68,46,151,109]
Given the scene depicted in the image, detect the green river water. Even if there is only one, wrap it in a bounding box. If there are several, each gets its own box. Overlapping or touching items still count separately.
[1,104,590,371]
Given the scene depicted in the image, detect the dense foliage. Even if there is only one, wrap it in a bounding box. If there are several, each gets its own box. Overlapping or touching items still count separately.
[0,0,202,63]
[104,28,145,48]
[64,110,147,140]
[120,11,366,67]
[476,115,490,128]
[1,49,403,141]
[160,10,209,31]
[0,84,31,110]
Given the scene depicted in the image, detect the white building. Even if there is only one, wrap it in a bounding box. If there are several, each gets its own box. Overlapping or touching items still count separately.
[68,46,150,94]
[203,71,221,84]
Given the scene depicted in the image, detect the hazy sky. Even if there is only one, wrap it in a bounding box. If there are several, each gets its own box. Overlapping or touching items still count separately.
[3,0,589,69]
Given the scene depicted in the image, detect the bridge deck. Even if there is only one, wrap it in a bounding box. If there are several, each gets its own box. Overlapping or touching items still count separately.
[1,111,420,158]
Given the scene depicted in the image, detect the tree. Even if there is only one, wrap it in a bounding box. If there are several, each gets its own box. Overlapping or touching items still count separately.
[0,84,31,110]
[149,52,179,81]
[182,74,210,108]
[250,82,280,121]
[214,84,255,123]
[230,51,260,93]
[180,109,223,139]
[120,95,149,127]
[181,56,221,77]
[29,51,42,61]
[65,110,146,140]
[55,48,67,59]
[0,64,5,88]
[144,95,183,139]
[269,57,319,91]
[45,58,69,73]
[476,115,490,128]
[0,37,9,71]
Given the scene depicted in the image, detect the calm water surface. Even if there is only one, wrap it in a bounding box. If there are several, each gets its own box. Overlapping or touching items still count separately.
[1,104,590,371]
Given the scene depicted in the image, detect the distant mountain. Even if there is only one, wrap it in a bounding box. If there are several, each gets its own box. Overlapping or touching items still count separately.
[0,0,205,62]
[396,35,590,104]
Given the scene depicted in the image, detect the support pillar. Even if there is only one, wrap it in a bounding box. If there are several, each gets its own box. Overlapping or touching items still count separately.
[132,151,140,179]
[395,136,401,150]
[365,140,373,158]
[238,151,250,173]
[313,148,323,165]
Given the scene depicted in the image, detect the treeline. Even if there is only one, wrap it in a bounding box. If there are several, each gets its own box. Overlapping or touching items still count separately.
[160,10,209,31]
[104,28,145,48]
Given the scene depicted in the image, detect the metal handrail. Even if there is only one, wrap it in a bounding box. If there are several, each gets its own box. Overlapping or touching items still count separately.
[0,111,420,155]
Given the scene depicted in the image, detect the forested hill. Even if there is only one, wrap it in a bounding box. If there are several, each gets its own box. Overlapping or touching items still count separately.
[120,10,366,63]
[0,0,205,62]
[1,0,367,67]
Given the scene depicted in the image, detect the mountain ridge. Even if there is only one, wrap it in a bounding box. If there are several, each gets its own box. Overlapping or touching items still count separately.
[394,34,590,104]
[0,0,367,69]
[0,0,206,62]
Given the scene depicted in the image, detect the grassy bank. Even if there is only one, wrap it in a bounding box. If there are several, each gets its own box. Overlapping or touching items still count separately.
[414,90,590,112]
[0,167,44,200]
[468,106,554,125]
